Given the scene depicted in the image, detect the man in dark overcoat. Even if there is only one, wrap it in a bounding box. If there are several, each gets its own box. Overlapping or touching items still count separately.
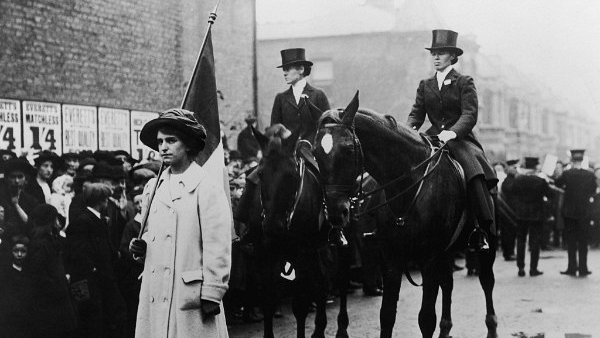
[270,48,330,142]
[502,157,550,277]
[237,115,261,162]
[554,149,596,276]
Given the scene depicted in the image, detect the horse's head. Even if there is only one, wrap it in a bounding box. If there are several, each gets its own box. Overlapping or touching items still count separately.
[313,92,362,228]
[252,124,301,238]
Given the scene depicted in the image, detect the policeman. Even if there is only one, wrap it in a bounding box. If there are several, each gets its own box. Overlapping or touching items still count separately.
[554,149,596,276]
[502,157,550,277]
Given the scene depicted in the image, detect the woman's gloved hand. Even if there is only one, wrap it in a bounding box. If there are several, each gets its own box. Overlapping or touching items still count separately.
[129,238,147,257]
[201,299,221,317]
[438,130,457,143]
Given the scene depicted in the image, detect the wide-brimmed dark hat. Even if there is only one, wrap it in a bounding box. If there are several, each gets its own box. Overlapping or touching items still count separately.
[1,158,34,175]
[0,150,17,162]
[92,163,125,180]
[140,108,207,151]
[276,48,313,68]
[61,152,79,161]
[570,149,585,161]
[30,204,66,228]
[34,150,63,168]
[93,150,122,166]
[425,29,463,56]
[523,157,539,170]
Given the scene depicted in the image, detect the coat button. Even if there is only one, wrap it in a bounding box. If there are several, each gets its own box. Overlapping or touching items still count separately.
[152,236,156,242]
[163,297,168,303]
[151,296,155,303]
[164,267,170,276]
[151,266,155,273]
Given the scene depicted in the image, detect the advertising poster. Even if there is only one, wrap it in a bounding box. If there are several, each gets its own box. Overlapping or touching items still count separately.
[130,111,159,162]
[0,99,22,154]
[98,107,130,151]
[22,101,62,154]
[62,104,98,153]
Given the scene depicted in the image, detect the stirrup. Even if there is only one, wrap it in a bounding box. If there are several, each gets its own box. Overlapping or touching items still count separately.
[467,227,489,252]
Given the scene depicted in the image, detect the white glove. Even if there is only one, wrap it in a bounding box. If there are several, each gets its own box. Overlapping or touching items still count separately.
[438,130,457,143]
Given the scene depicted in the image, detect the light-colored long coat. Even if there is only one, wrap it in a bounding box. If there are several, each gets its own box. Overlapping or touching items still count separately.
[135,161,231,338]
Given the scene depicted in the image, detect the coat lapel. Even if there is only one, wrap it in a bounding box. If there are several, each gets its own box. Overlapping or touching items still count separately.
[284,87,298,109]
[298,84,315,109]
[154,171,174,208]
[440,69,459,96]
[427,75,441,99]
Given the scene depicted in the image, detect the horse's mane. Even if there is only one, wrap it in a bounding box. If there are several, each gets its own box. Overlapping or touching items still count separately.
[319,108,424,146]
[263,123,292,156]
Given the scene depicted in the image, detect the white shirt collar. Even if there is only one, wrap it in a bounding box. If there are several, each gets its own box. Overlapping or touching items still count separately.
[436,65,453,90]
[87,206,102,220]
[292,78,307,104]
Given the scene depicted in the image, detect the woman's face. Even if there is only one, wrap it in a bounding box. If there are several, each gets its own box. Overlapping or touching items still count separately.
[157,130,189,167]
[283,65,304,85]
[37,160,54,180]
[12,244,28,266]
[431,51,455,72]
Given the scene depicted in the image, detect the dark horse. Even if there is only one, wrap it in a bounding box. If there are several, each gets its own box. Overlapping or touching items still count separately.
[312,93,498,338]
[251,124,351,338]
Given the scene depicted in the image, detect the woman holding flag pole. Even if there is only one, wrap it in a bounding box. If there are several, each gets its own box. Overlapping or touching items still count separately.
[130,109,231,338]
[129,1,232,337]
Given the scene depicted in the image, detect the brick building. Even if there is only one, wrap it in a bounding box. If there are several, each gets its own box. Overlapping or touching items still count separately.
[0,0,255,151]
[257,0,600,163]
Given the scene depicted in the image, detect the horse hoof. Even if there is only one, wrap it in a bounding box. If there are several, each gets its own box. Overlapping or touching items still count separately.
[335,330,349,338]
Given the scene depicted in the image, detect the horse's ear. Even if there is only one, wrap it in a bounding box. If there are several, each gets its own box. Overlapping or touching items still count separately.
[251,125,269,152]
[283,130,300,155]
[341,90,359,127]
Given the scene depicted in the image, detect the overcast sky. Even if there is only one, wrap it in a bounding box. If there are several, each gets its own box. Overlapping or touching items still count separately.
[256,0,600,118]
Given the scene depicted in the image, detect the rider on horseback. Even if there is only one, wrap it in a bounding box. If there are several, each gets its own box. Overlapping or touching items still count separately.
[407,30,498,251]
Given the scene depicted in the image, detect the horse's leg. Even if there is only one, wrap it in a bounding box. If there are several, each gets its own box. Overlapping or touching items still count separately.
[437,255,454,338]
[311,289,327,338]
[418,262,440,338]
[478,245,498,338]
[335,245,350,338]
[292,279,310,338]
[380,259,402,338]
[261,257,277,338]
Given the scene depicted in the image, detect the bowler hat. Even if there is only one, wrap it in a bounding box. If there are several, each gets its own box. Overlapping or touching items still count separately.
[570,149,585,161]
[140,108,207,151]
[277,48,313,68]
[93,150,122,166]
[1,158,34,176]
[425,29,463,56]
[0,150,17,162]
[30,204,66,229]
[92,163,120,180]
[523,157,539,170]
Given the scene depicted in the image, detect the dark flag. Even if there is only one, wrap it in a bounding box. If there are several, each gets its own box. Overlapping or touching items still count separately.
[181,7,229,195]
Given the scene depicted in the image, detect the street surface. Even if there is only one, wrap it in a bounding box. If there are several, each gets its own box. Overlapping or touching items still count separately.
[229,248,600,338]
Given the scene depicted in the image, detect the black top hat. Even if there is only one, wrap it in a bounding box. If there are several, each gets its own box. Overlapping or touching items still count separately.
[570,149,585,161]
[34,150,62,168]
[140,108,207,151]
[523,157,539,170]
[1,158,34,176]
[425,30,464,56]
[277,48,313,68]
[506,159,520,166]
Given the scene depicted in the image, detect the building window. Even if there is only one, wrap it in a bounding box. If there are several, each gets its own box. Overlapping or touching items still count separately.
[481,90,493,125]
[509,98,518,129]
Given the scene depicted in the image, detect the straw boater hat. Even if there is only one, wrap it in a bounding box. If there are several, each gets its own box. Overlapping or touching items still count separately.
[426,29,464,56]
[139,108,207,151]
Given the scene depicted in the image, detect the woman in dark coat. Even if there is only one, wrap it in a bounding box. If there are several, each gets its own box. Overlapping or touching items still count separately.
[27,204,77,338]
[407,30,497,249]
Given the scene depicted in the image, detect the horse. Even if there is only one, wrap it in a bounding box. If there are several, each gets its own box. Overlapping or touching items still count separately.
[312,93,498,338]
[250,124,351,338]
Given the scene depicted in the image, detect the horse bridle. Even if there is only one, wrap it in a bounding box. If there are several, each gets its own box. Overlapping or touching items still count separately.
[259,140,309,231]
[317,122,448,225]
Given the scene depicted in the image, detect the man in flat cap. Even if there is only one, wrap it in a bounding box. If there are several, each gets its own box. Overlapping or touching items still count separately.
[554,149,596,276]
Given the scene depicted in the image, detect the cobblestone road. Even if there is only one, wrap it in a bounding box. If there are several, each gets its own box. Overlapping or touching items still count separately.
[228,248,600,338]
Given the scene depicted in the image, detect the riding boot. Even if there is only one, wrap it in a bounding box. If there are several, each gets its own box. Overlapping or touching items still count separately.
[467,176,493,252]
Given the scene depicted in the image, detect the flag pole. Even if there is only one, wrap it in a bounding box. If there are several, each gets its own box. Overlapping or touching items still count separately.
[181,0,221,108]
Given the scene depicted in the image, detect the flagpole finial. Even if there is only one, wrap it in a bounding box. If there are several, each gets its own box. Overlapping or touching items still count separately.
[208,0,221,24]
